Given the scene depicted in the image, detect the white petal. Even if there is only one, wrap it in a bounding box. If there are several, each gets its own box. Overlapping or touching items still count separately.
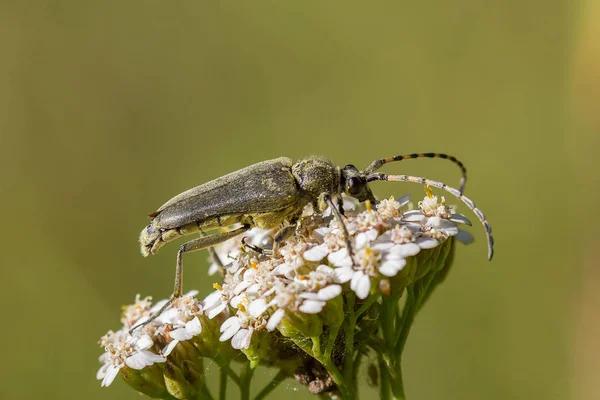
[170,327,192,341]
[230,295,244,309]
[328,248,353,268]
[355,274,371,299]
[246,284,261,295]
[313,227,332,240]
[141,349,167,364]
[343,197,358,210]
[350,270,364,291]
[449,213,472,225]
[243,269,256,281]
[233,280,252,295]
[355,229,379,249]
[96,363,108,380]
[379,262,401,277]
[299,300,325,314]
[316,264,334,274]
[303,244,329,262]
[371,241,394,252]
[206,302,227,319]
[150,299,170,313]
[208,263,220,276]
[248,299,268,318]
[333,267,354,283]
[427,216,457,230]
[126,352,150,370]
[402,212,427,223]
[417,237,439,249]
[135,334,154,350]
[390,243,421,258]
[231,328,252,350]
[396,194,410,208]
[267,309,285,331]
[101,365,120,387]
[317,285,342,300]
[219,316,241,341]
[442,226,459,236]
[185,290,199,297]
[186,317,202,336]
[455,230,474,244]
[162,340,179,357]
[202,291,222,308]
[299,292,320,300]
[156,308,179,325]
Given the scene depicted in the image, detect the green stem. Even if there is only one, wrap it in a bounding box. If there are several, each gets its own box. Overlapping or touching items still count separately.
[239,361,256,400]
[198,386,215,400]
[218,368,227,400]
[323,320,342,360]
[378,354,391,400]
[389,362,405,400]
[253,370,287,400]
[381,294,399,351]
[214,357,241,387]
[297,335,350,399]
[351,343,366,395]
[395,286,416,356]
[312,336,321,357]
[352,343,365,381]
[355,295,378,318]
[343,293,356,384]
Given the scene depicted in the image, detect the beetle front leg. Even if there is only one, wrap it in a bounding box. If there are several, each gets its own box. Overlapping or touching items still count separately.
[242,224,295,258]
[173,224,252,296]
[322,193,355,265]
[130,225,250,333]
[272,224,297,257]
[337,196,345,216]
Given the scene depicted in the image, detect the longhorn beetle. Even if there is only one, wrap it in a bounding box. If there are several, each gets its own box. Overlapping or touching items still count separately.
[133,153,493,331]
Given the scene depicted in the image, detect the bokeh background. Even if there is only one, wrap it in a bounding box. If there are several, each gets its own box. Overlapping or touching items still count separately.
[1,1,598,399]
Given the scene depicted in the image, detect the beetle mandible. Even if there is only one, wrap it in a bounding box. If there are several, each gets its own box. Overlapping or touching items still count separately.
[134,153,493,331]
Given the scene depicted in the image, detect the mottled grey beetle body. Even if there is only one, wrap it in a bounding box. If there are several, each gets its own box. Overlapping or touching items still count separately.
[140,156,341,258]
[132,152,493,332]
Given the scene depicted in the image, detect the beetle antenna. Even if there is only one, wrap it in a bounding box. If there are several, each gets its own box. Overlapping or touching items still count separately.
[364,153,467,194]
[366,172,493,260]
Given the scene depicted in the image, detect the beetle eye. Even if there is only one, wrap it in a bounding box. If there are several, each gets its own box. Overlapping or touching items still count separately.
[346,177,364,196]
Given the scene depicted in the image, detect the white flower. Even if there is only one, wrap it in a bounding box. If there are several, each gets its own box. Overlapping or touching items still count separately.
[219,315,255,349]
[162,316,202,356]
[376,194,410,219]
[97,332,165,387]
[203,290,228,319]
[97,291,205,387]
[418,194,454,218]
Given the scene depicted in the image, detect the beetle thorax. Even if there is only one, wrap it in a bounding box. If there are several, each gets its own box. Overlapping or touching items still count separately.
[292,157,340,200]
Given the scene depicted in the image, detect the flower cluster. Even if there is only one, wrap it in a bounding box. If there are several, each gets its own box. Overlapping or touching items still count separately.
[98,191,474,399]
[97,292,203,387]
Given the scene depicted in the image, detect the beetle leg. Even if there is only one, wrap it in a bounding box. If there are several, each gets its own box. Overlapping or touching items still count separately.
[337,196,345,216]
[322,193,355,266]
[272,224,297,257]
[199,228,225,274]
[130,225,250,333]
[241,237,270,255]
[173,225,250,296]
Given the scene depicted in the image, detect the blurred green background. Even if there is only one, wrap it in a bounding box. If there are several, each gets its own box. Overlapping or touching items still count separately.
[2,0,598,399]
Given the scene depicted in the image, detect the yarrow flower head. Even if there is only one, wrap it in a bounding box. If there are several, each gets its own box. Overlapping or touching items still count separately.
[99,189,487,399]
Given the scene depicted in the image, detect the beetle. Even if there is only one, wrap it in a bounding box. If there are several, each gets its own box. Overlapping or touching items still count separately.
[133,153,493,331]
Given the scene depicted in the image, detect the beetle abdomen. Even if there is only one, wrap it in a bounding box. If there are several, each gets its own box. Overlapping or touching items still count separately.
[139,214,245,256]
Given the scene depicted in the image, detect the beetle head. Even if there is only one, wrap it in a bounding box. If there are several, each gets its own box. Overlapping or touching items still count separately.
[340,164,375,203]
[139,224,161,257]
